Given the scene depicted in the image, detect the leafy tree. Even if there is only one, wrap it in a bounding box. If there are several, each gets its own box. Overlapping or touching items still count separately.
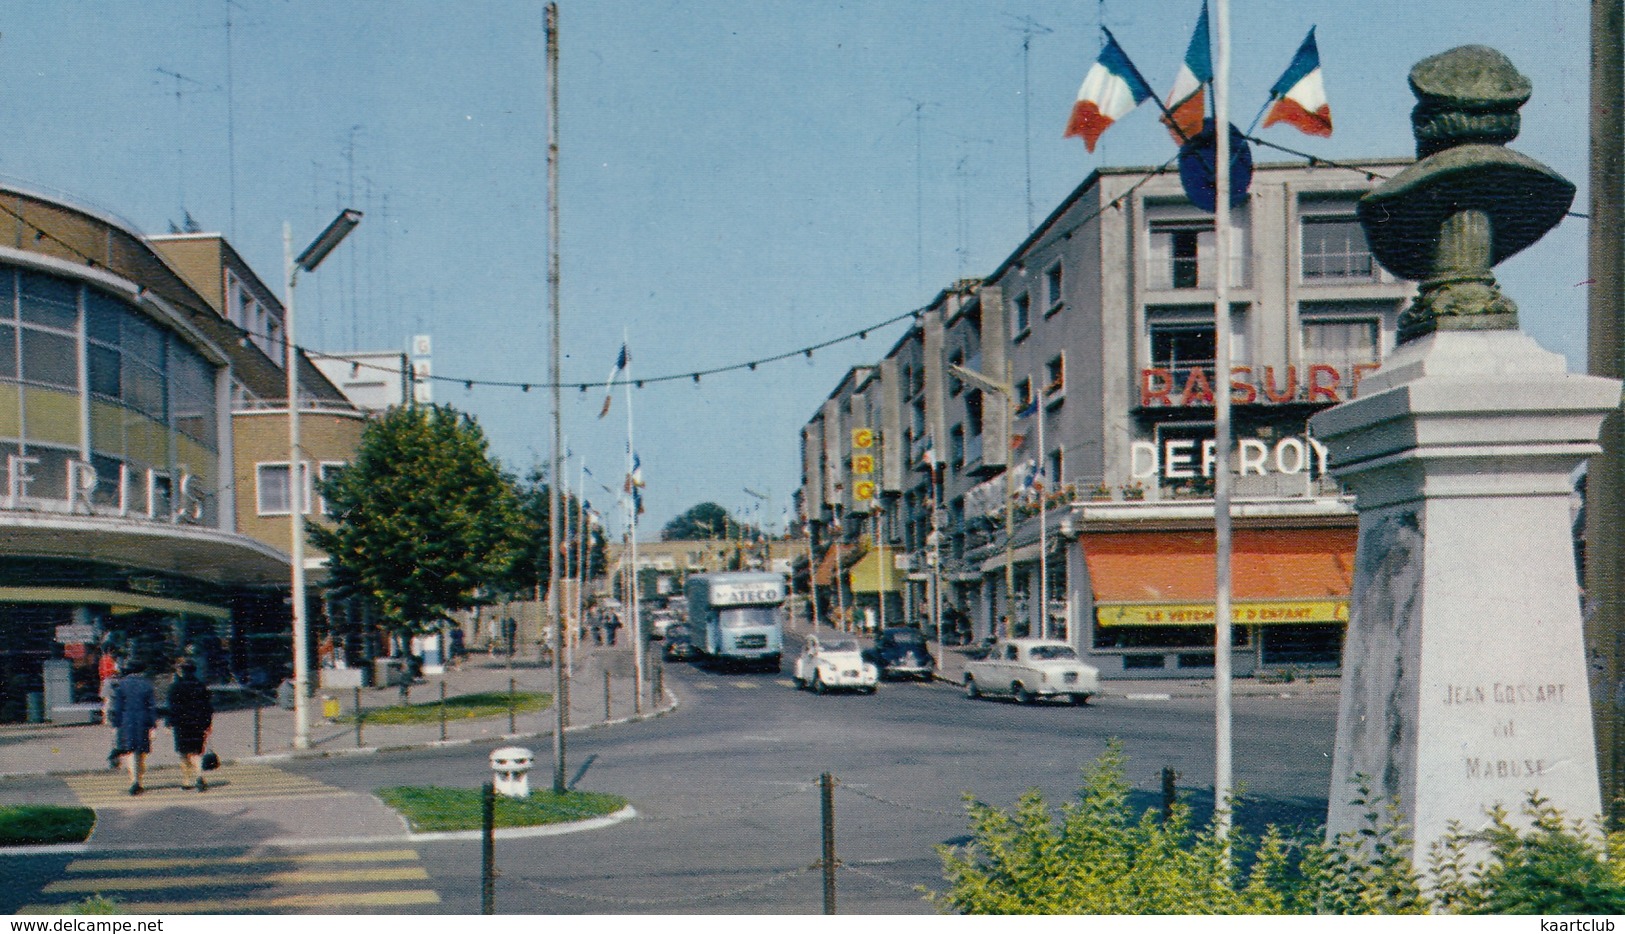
[311,404,524,639]
[500,466,608,596]
[663,502,747,541]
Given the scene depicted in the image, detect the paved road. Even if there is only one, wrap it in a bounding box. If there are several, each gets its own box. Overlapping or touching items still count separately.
[2,650,1340,914]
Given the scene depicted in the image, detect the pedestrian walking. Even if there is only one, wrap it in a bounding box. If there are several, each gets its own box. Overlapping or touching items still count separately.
[166,661,214,792]
[107,660,158,795]
[604,611,621,646]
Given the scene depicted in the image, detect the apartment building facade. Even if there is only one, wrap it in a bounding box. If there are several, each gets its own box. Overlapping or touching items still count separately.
[800,158,1414,678]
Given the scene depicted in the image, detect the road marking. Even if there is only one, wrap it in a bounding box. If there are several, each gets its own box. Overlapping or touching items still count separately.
[21,889,441,914]
[772,679,795,687]
[43,865,430,893]
[693,683,719,691]
[63,763,344,807]
[1125,693,1172,701]
[731,682,761,690]
[65,849,420,872]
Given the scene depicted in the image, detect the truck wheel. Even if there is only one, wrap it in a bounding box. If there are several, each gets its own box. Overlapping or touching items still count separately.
[813,673,828,695]
[1070,693,1091,706]
[1014,683,1036,705]
[964,675,980,699]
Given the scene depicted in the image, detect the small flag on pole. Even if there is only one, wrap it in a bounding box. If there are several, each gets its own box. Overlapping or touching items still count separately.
[1263,28,1332,137]
[1162,3,1212,144]
[598,344,628,418]
[1065,29,1154,152]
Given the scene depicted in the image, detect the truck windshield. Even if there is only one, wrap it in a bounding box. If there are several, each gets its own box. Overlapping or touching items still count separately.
[719,606,779,629]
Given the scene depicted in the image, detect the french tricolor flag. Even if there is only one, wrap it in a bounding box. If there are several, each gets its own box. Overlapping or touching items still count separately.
[1065,29,1153,152]
[1263,28,1333,137]
[1161,3,1211,144]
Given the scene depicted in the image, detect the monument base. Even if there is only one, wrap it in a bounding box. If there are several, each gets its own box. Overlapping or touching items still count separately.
[1310,329,1618,866]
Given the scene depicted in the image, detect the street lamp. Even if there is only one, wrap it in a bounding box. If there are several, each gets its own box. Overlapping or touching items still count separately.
[286,209,362,752]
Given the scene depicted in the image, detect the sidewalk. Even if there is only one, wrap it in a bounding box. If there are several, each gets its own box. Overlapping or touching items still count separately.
[0,639,673,780]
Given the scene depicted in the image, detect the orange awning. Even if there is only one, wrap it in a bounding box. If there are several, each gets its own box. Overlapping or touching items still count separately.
[813,546,841,587]
[1082,527,1357,626]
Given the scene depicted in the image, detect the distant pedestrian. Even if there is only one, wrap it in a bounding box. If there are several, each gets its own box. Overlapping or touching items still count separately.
[107,660,158,795]
[166,661,214,791]
[604,612,621,646]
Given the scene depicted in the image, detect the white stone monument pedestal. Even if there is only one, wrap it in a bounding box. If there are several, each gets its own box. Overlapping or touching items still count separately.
[1309,329,1619,865]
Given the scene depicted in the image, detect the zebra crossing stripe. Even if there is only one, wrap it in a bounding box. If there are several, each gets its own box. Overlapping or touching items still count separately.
[42,865,430,893]
[21,889,441,914]
[65,850,421,872]
[63,764,343,806]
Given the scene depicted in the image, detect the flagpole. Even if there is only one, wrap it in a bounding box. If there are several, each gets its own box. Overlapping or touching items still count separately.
[1212,0,1236,851]
[575,457,587,673]
[624,329,645,712]
[544,1,568,794]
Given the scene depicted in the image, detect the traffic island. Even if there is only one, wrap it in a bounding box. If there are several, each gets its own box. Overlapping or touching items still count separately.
[376,785,626,834]
[0,804,95,846]
[335,690,551,726]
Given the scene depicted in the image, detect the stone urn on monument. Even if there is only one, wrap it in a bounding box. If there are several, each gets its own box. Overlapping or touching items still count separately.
[1309,46,1619,867]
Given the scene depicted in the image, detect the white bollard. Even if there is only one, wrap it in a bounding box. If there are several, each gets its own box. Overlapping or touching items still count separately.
[489,745,534,798]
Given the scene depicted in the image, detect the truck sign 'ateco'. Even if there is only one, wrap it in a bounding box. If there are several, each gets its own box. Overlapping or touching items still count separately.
[710,582,787,606]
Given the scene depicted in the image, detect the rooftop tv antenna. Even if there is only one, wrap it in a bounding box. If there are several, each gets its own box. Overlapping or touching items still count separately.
[1004,14,1053,232]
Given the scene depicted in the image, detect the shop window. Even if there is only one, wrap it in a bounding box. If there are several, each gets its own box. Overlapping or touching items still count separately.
[1124,654,1166,669]
[1301,216,1375,281]
[1261,624,1343,665]
[1044,262,1064,316]
[1011,292,1031,339]
[1093,623,1251,650]
[20,328,76,389]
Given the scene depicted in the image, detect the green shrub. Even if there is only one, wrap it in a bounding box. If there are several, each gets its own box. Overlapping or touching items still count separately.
[934,744,1625,915]
[0,805,96,847]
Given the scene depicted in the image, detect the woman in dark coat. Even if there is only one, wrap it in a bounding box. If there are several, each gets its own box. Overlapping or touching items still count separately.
[107,660,158,795]
[166,661,214,791]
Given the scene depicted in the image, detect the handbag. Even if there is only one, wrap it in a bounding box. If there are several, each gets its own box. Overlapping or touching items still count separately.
[200,750,220,772]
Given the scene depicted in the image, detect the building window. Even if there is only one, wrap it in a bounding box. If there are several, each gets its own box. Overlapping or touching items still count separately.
[949,426,965,469]
[256,462,311,516]
[1015,376,1034,412]
[1301,216,1375,281]
[1302,314,1381,398]
[965,390,983,438]
[1150,322,1215,387]
[1047,447,1064,489]
[1148,218,1249,289]
[1045,354,1065,397]
[1011,293,1031,339]
[318,461,347,517]
[1044,262,1064,316]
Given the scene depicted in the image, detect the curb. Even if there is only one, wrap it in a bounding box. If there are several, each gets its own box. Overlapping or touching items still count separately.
[0,691,682,781]
[407,804,638,843]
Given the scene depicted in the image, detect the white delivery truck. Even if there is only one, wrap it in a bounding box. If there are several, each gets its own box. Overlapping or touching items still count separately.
[685,571,787,671]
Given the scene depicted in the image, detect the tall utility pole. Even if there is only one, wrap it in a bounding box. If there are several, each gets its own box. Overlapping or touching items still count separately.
[545,2,568,794]
[1584,0,1625,829]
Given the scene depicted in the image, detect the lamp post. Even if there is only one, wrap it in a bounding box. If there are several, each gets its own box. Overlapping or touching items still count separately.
[285,208,362,752]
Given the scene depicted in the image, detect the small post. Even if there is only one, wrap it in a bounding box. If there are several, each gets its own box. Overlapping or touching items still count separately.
[354,686,364,748]
[1162,767,1178,823]
[821,771,837,915]
[653,661,664,707]
[439,681,448,742]
[252,700,262,756]
[604,670,612,720]
[507,677,517,734]
[481,781,496,915]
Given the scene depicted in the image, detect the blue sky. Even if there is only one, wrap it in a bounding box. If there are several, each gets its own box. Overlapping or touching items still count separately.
[0,1,1594,536]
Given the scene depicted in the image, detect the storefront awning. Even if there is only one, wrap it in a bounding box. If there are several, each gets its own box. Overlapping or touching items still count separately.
[848,548,901,593]
[1084,528,1355,626]
[813,546,840,587]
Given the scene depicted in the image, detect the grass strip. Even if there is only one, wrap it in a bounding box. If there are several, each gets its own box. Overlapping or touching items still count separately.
[338,690,550,725]
[0,804,96,846]
[376,785,626,832]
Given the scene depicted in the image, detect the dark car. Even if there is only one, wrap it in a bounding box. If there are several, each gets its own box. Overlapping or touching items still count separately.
[663,623,699,662]
[865,626,935,681]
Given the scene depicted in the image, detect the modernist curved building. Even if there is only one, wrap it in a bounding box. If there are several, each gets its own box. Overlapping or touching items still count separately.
[0,184,330,722]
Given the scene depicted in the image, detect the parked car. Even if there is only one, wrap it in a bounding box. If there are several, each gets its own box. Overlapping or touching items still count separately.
[663,623,698,662]
[793,635,878,694]
[648,609,679,639]
[865,626,935,681]
[962,639,1098,705]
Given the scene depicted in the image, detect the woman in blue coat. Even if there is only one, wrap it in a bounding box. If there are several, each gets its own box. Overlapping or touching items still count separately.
[107,660,158,795]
